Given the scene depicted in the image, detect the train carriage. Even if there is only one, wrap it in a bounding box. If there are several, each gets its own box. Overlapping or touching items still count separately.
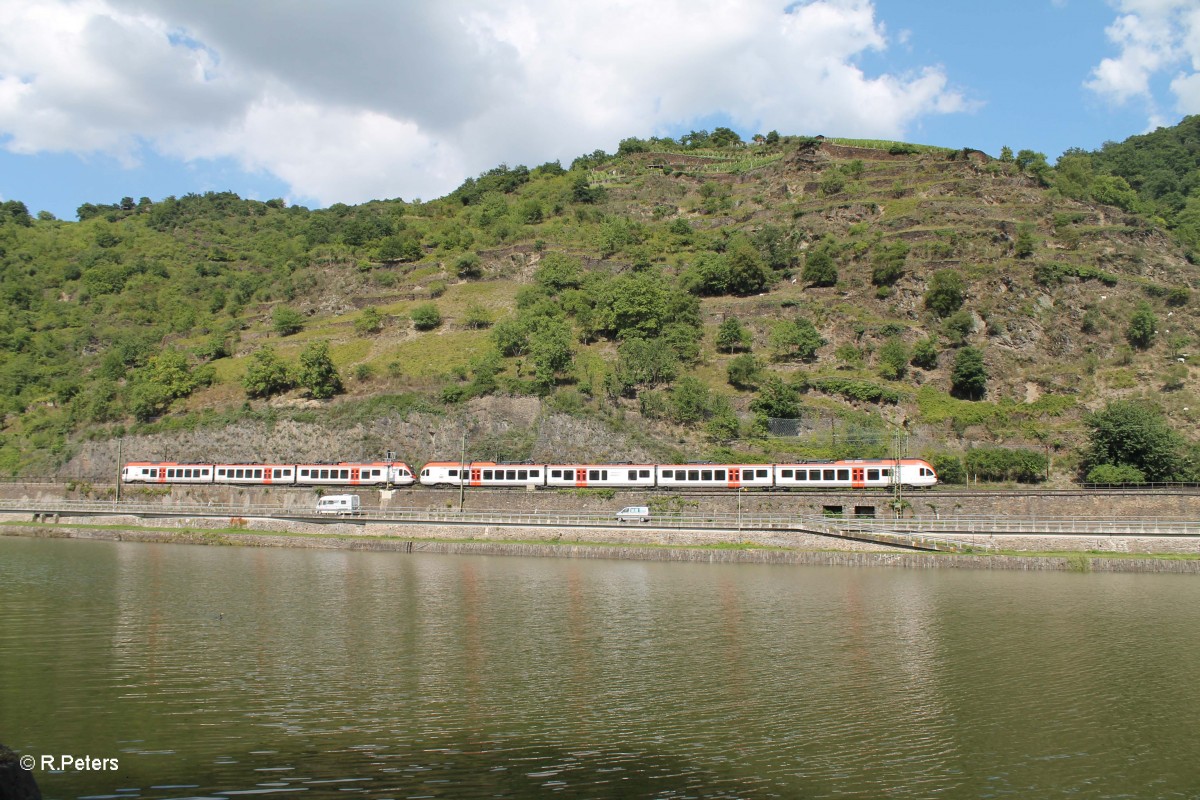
[545,464,657,489]
[293,462,415,487]
[211,463,296,485]
[121,462,215,484]
[420,461,546,488]
[656,464,774,490]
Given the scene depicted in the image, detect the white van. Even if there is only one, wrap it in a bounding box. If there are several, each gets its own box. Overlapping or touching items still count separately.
[616,505,650,523]
[316,494,362,516]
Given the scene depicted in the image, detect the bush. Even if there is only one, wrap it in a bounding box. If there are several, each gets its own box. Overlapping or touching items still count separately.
[411,303,442,331]
[924,270,965,317]
[929,454,965,484]
[1085,464,1146,485]
[271,306,305,336]
[950,346,987,399]
[963,447,1047,483]
[802,250,838,287]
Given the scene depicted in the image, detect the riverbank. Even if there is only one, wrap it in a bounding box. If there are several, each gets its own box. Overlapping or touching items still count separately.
[4,519,1199,574]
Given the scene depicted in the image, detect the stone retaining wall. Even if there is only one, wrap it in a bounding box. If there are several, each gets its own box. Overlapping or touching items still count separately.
[7,482,1200,520]
[5,524,1198,574]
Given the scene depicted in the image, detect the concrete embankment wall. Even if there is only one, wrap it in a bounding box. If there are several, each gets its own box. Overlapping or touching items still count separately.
[5,523,1199,574]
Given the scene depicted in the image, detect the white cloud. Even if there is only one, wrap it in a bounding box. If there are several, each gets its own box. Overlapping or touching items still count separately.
[1086,0,1200,117]
[0,0,969,207]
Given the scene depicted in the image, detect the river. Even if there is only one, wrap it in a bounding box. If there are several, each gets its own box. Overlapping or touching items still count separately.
[2,535,1198,799]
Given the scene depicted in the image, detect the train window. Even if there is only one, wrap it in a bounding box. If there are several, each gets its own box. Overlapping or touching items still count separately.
[589,470,600,480]
[837,469,849,480]
[661,470,673,479]
[823,469,835,480]
[867,469,880,481]
[639,469,650,478]
[517,470,527,480]
[688,470,700,481]
[217,469,225,477]
[881,468,892,478]
[300,469,309,478]
[255,469,263,479]
[483,470,493,480]
[449,469,459,477]
[701,470,713,481]
[551,469,562,479]
[167,469,175,478]
[921,468,931,477]
[340,470,349,479]
[715,470,726,481]
[530,470,539,478]
[628,469,637,480]
[506,470,516,480]
[149,469,157,477]
[781,469,793,478]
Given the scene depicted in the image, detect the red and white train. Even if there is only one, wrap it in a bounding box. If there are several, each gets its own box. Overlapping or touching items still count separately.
[121,458,937,490]
[417,459,937,489]
[120,461,416,487]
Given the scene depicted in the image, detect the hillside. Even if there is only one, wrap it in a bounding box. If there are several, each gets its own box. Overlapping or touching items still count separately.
[2,126,1199,484]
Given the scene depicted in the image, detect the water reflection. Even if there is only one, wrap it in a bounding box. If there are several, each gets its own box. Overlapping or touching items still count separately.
[2,536,1199,799]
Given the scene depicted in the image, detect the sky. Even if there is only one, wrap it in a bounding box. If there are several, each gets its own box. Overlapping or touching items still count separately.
[1,0,1199,221]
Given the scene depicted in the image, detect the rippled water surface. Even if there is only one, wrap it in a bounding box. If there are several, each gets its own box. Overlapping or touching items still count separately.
[2,536,1200,799]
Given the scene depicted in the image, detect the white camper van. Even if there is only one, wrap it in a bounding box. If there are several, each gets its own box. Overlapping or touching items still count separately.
[615,505,651,523]
[315,494,362,516]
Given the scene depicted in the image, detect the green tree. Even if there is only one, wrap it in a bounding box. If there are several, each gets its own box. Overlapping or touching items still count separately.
[705,395,740,441]
[491,317,532,356]
[354,307,383,336]
[877,338,909,380]
[1126,301,1157,349]
[716,317,752,353]
[613,337,680,392]
[455,252,483,279]
[296,340,343,399]
[871,241,908,286]
[750,374,800,422]
[802,250,838,287]
[528,319,575,390]
[726,353,762,390]
[725,237,772,294]
[1083,400,1187,482]
[534,252,583,291]
[1014,224,1035,258]
[929,454,965,484]
[242,346,293,398]
[271,306,305,336]
[410,303,442,331]
[950,346,987,399]
[924,270,965,317]
[670,376,712,423]
[769,318,824,361]
[463,303,492,329]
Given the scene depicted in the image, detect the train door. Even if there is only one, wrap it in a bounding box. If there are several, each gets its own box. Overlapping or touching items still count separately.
[728,467,740,488]
[470,466,482,487]
[575,467,587,488]
[851,467,865,489]
[263,467,273,485]
[350,467,360,485]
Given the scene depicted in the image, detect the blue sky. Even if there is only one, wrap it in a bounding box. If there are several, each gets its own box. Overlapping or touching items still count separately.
[1,0,1198,221]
